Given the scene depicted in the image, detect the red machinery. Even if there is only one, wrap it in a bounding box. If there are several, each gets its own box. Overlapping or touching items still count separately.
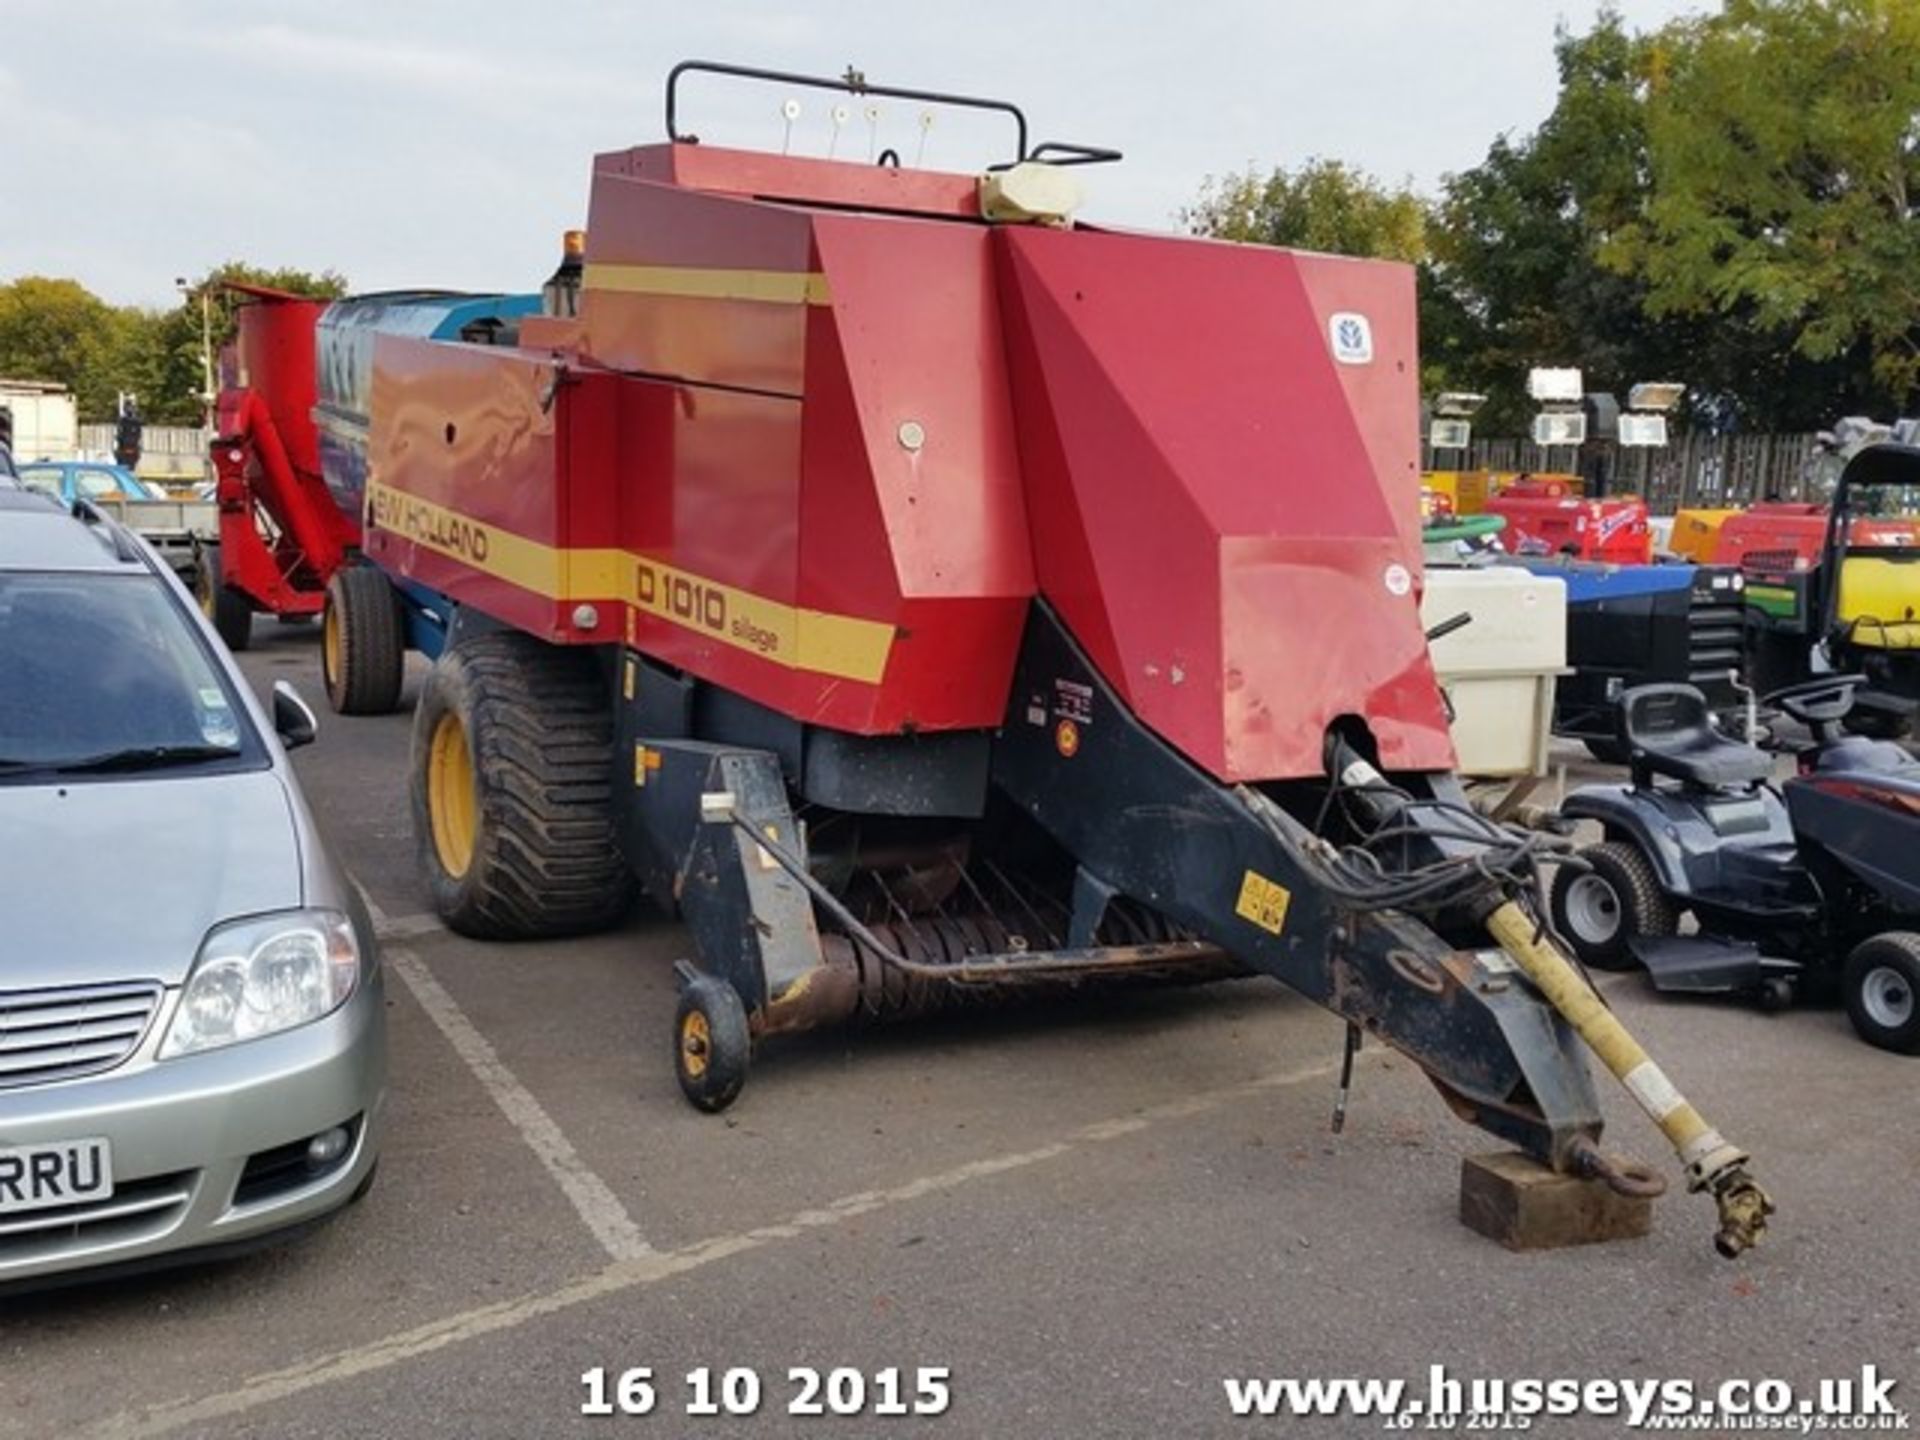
[1483,476,1653,565]
[1712,502,1919,570]
[197,286,357,650]
[347,62,1767,1252]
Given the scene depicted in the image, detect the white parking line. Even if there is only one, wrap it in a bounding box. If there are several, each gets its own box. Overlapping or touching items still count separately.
[384,946,651,1263]
[371,911,445,942]
[354,888,646,1260]
[73,1055,1354,1440]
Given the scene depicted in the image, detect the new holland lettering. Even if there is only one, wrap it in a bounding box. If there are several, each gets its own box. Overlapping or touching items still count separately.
[373,488,491,564]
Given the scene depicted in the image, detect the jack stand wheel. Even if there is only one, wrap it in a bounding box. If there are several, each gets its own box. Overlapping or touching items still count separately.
[674,970,752,1113]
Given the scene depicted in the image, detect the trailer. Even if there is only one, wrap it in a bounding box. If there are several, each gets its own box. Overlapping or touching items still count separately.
[197,285,536,681]
[318,62,1769,1254]
[308,289,541,709]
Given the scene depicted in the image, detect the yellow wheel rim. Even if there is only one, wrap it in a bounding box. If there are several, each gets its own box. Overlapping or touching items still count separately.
[427,712,478,879]
[198,570,216,620]
[680,1010,711,1080]
[322,603,343,684]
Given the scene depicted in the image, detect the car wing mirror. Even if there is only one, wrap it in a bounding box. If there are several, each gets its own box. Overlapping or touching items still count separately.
[272,679,318,750]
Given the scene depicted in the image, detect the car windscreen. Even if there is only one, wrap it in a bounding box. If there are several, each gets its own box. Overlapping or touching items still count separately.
[16,466,62,500]
[1850,483,1920,521]
[0,571,264,779]
[73,468,134,499]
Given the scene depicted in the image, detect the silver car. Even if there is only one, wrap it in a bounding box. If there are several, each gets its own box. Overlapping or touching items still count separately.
[0,489,385,1288]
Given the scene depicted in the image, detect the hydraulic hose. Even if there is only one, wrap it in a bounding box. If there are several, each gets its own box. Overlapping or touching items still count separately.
[1315,745,1773,1258]
[1483,902,1774,1257]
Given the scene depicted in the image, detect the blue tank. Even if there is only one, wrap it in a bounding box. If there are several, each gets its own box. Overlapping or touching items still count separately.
[1503,555,1748,745]
[1507,554,1699,607]
[313,291,541,525]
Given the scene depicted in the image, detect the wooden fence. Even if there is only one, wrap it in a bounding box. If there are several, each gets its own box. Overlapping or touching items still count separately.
[1423,432,1824,514]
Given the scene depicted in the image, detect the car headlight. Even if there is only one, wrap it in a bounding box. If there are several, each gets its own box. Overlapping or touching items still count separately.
[160,910,361,1058]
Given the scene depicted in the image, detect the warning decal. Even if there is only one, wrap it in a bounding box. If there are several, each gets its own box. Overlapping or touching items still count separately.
[1234,869,1293,936]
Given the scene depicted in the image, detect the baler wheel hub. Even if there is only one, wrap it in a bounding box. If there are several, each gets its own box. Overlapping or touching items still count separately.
[680,1010,712,1080]
[427,712,478,879]
[671,970,752,1113]
[322,603,343,684]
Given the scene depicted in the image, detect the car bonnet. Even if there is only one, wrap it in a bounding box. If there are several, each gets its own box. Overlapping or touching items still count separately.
[0,769,304,990]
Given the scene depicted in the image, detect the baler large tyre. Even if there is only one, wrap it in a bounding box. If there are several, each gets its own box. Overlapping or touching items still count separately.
[409,633,635,940]
[323,566,407,716]
[1548,842,1676,972]
[195,546,254,653]
[1842,933,1920,1055]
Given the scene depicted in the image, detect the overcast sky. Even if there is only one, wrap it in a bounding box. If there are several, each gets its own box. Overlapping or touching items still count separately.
[1,0,1703,309]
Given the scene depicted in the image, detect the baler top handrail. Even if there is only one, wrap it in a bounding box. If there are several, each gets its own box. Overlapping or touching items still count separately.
[666,59,1030,162]
[1018,140,1124,168]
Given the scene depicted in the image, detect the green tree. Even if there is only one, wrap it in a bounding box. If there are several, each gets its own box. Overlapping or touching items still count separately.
[1613,0,1920,413]
[0,264,347,424]
[1185,159,1458,392]
[0,277,130,418]
[1424,11,1689,432]
[149,262,348,424]
[1185,157,1429,263]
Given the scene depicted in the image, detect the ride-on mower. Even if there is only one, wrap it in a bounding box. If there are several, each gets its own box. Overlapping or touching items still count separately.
[1549,676,1920,1054]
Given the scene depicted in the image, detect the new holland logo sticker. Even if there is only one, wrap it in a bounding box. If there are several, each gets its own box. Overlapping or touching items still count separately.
[1330,312,1373,365]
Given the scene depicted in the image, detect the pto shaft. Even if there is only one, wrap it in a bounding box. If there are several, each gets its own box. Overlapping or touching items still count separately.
[1483,902,1774,1257]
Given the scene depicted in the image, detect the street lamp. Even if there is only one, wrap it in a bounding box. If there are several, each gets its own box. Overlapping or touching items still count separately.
[173,275,215,430]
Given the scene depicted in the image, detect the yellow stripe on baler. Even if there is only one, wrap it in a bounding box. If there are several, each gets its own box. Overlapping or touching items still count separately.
[364,479,893,682]
[583,262,833,306]
[631,555,893,684]
[366,479,626,598]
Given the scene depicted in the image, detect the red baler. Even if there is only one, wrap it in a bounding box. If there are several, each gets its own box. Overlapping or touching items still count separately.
[342,62,1768,1253]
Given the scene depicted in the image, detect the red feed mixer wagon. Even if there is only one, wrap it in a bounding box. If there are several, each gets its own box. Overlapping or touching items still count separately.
[195,286,357,649]
[330,62,1769,1253]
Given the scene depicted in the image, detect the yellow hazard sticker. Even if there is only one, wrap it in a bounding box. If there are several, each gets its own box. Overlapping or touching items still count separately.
[633,744,663,787]
[1235,870,1292,936]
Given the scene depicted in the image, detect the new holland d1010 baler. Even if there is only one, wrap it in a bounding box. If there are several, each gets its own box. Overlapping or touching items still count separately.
[340,62,1769,1254]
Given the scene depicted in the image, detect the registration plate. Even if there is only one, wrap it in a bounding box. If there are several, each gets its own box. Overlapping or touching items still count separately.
[0,1138,113,1215]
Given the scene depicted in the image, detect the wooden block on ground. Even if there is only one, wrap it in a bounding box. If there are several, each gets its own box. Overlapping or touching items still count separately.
[1459,1150,1653,1251]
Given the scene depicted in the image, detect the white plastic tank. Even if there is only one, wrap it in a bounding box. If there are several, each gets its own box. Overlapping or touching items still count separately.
[1420,568,1567,778]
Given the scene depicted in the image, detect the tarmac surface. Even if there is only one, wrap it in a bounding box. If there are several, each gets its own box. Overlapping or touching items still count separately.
[4,619,1915,1438]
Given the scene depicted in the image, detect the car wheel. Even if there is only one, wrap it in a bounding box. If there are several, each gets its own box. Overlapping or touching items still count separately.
[196,545,254,652]
[409,632,635,939]
[1842,933,1920,1055]
[1548,841,1676,971]
[322,566,407,715]
[674,974,751,1113]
